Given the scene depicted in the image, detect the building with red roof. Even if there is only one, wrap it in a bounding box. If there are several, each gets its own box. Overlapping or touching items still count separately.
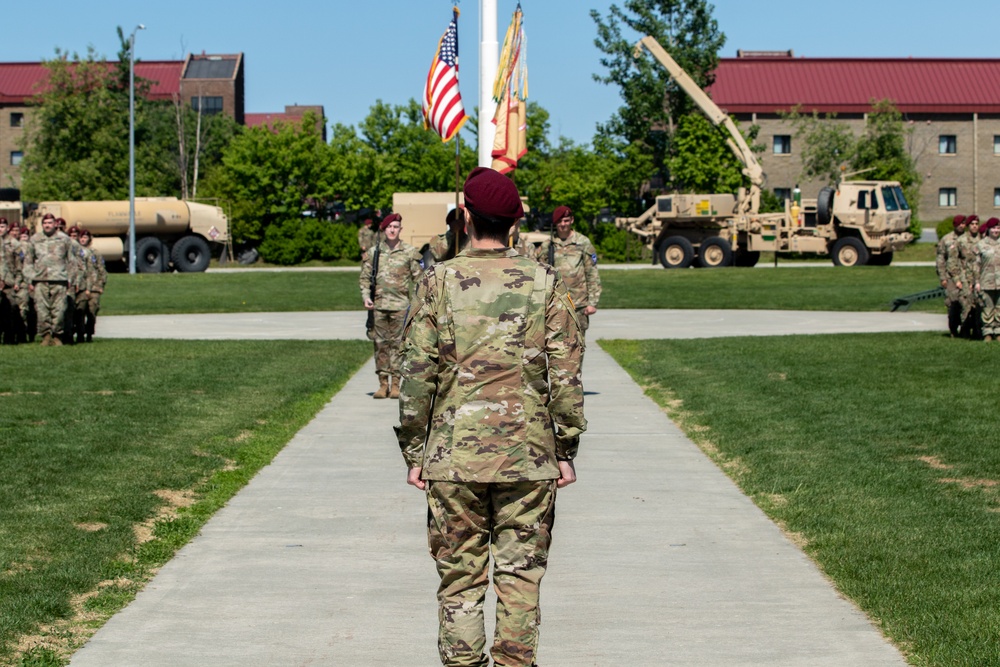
[0,53,323,190]
[710,54,1000,224]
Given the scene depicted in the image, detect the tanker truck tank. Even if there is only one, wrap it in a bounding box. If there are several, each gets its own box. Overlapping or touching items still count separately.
[27,197,229,273]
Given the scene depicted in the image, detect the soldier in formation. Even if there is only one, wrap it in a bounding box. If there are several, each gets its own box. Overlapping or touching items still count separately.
[936,215,966,337]
[427,206,470,264]
[73,228,107,343]
[973,217,1000,341]
[397,167,585,667]
[535,205,602,338]
[26,213,80,346]
[359,213,423,399]
[357,218,376,261]
[951,214,982,338]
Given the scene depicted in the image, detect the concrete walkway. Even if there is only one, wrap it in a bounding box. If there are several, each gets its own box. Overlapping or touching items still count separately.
[70,310,930,666]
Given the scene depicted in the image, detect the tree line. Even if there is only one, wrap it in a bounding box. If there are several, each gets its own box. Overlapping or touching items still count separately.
[19,2,922,264]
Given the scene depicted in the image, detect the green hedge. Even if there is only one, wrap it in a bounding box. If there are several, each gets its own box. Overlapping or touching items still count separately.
[259,219,361,265]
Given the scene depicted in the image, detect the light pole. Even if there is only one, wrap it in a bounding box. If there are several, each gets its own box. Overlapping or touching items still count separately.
[128,23,145,274]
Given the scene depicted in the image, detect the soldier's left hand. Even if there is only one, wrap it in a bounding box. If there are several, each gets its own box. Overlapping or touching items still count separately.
[407,467,426,490]
[584,305,597,316]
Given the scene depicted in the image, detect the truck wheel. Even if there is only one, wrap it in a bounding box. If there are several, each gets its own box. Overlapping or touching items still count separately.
[135,237,167,273]
[831,237,869,267]
[868,252,893,266]
[658,236,694,269]
[171,235,211,272]
[734,249,760,267]
[817,187,835,226]
[697,236,733,268]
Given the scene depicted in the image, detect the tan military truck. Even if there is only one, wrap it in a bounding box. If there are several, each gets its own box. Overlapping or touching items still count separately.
[616,36,913,268]
[25,198,229,272]
[0,189,24,227]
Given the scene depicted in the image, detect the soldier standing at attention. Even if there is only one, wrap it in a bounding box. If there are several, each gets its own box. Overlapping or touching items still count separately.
[535,206,602,338]
[937,215,966,338]
[360,213,423,399]
[75,228,106,343]
[973,217,1000,341]
[396,167,586,667]
[0,217,11,343]
[951,214,982,338]
[428,206,470,264]
[25,213,79,346]
[357,218,376,261]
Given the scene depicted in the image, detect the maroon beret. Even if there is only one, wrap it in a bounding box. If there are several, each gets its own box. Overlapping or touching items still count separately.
[67,225,81,235]
[552,205,573,223]
[42,212,55,221]
[966,214,980,225]
[463,167,523,221]
[983,217,1000,233]
[379,213,401,231]
[952,215,966,228]
[0,217,7,226]
[362,218,372,227]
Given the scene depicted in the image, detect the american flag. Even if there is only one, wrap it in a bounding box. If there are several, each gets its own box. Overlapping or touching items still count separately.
[423,8,469,142]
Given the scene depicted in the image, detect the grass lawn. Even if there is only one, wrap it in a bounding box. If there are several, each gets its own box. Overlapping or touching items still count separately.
[0,339,370,666]
[101,265,945,315]
[602,333,1000,667]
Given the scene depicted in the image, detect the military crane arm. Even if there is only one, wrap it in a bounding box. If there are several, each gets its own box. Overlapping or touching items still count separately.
[634,36,763,214]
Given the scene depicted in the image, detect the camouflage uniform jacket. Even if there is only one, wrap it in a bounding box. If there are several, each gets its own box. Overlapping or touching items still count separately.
[358,226,377,258]
[81,245,108,292]
[949,233,980,286]
[936,231,962,282]
[396,247,586,482]
[358,240,423,311]
[535,230,602,309]
[25,231,80,285]
[0,235,12,286]
[428,230,470,263]
[973,236,1000,290]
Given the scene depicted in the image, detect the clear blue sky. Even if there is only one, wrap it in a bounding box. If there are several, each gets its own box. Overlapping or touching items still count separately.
[2,1,996,145]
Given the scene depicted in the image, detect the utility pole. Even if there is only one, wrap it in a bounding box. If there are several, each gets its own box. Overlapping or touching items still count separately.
[128,23,146,274]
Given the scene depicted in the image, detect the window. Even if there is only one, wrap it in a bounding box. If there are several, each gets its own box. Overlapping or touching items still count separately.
[995,136,1000,155]
[9,151,22,166]
[939,188,957,207]
[939,135,957,154]
[191,96,224,115]
[774,187,791,202]
[773,135,792,154]
[994,188,1000,207]
[10,112,23,128]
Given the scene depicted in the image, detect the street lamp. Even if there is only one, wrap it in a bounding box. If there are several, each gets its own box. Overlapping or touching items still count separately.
[128,23,146,274]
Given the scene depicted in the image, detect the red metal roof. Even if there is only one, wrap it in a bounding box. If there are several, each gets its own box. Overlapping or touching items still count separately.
[709,58,1000,114]
[0,61,182,103]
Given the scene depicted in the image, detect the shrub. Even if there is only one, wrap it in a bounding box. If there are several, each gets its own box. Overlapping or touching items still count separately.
[258,218,361,265]
[936,216,957,242]
[591,221,648,263]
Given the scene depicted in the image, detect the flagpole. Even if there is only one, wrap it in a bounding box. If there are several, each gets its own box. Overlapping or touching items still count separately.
[479,0,498,167]
[455,134,461,257]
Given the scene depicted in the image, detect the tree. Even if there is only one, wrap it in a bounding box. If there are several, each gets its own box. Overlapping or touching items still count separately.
[782,107,857,184]
[21,28,235,202]
[666,112,746,194]
[203,110,333,244]
[591,0,725,179]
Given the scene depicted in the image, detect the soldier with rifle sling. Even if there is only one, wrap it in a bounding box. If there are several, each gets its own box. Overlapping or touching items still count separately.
[360,213,423,399]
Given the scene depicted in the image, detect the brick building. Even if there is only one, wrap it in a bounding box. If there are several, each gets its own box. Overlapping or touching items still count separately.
[0,53,323,189]
[710,55,1000,226]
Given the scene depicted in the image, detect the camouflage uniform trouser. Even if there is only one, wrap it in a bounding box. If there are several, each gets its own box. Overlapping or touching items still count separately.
[959,285,982,338]
[981,289,1000,338]
[33,281,68,338]
[2,286,30,343]
[75,292,101,340]
[427,479,556,667]
[373,309,407,377]
[943,280,962,337]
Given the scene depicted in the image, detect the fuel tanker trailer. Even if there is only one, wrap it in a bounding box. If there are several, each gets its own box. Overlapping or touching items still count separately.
[26,197,229,273]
